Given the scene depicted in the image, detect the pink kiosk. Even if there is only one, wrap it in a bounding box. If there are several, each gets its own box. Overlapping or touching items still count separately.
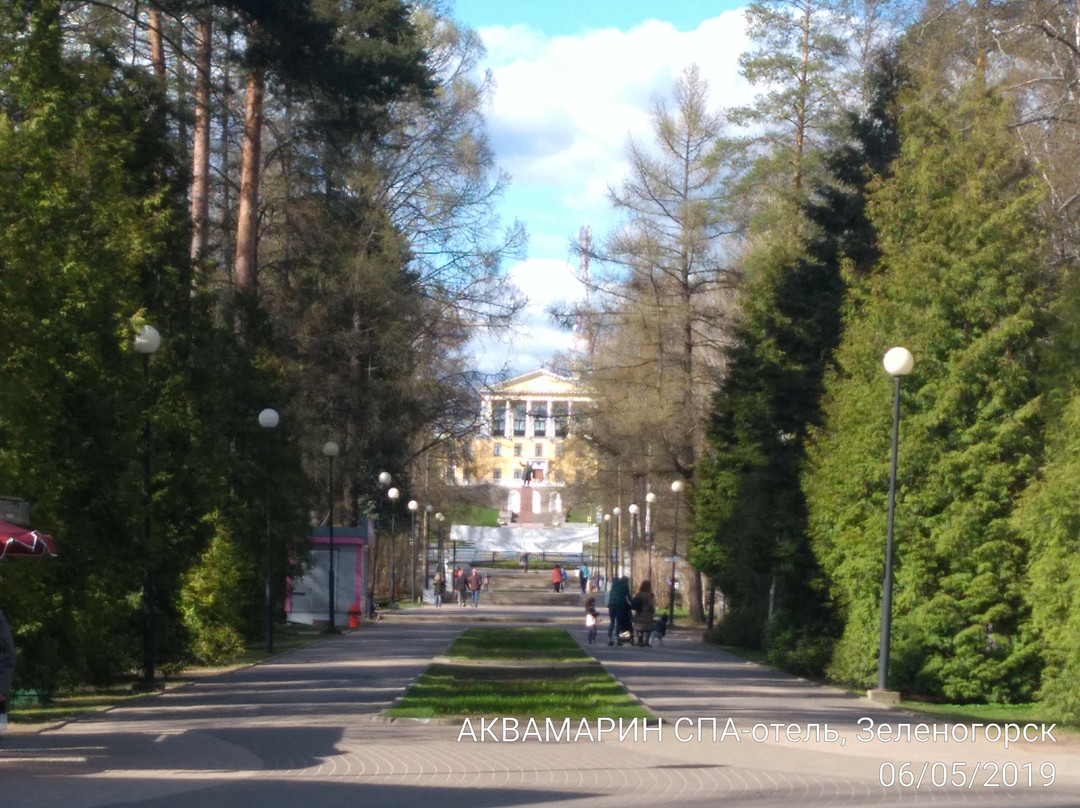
[285,520,373,627]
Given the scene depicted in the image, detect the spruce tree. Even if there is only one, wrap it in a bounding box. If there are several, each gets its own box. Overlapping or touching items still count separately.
[805,84,1047,701]
[692,56,902,670]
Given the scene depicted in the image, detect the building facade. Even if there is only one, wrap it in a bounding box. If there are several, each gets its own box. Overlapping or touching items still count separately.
[456,369,596,521]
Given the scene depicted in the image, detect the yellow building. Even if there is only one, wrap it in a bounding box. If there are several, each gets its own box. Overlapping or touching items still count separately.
[464,369,596,521]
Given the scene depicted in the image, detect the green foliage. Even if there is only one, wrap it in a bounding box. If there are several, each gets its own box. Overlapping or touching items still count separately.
[692,56,903,666]
[805,84,1047,701]
[179,516,248,665]
[1013,275,1080,720]
[0,9,186,687]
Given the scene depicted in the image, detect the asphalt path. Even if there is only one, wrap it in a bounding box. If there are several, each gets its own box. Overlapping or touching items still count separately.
[2,604,1079,808]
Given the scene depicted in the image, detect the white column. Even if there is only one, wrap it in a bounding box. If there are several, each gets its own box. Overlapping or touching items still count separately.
[547,399,554,437]
[525,398,534,438]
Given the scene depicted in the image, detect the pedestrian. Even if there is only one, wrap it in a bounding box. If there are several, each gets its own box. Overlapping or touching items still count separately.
[560,565,568,592]
[579,563,590,594]
[631,580,656,647]
[0,607,14,733]
[607,575,632,646]
[584,597,599,644]
[454,567,466,606]
[482,572,490,593]
[467,568,482,607]
[551,564,562,593]
[432,571,445,607]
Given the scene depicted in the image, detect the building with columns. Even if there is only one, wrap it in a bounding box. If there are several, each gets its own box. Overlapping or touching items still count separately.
[455,369,596,522]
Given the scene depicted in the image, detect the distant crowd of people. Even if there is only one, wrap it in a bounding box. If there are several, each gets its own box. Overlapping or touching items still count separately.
[431,567,489,607]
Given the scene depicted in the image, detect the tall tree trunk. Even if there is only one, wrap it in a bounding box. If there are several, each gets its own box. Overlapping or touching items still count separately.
[190,14,212,261]
[235,67,264,292]
[148,9,165,77]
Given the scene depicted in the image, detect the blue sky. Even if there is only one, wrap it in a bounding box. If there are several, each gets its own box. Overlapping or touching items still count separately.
[454,0,745,37]
[451,1,752,374]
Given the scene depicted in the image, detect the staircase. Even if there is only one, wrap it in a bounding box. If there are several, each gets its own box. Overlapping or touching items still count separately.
[480,568,586,607]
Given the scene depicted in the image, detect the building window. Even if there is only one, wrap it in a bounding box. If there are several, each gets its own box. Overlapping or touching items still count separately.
[493,468,502,481]
[554,470,565,484]
[493,443,501,457]
[513,469,522,480]
[492,402,507,437]
[555,443,565,459]
[532,403,547,436]
[512,402,527,436]
[554,402,570,437]
[535,443,543,457]
[514,443,523,457]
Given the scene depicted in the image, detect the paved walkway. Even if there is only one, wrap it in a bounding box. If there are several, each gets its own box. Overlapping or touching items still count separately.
[2,604,1078,807]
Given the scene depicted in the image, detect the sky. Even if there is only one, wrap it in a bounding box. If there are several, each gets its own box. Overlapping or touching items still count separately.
[451,0,753,375]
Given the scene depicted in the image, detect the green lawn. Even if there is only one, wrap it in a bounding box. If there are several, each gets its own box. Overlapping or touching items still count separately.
[445,627,589,662]
[386,627,650,720]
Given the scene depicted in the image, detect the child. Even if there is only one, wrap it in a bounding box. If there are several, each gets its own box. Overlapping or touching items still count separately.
[584,597,599,644]
[649,614,669,646]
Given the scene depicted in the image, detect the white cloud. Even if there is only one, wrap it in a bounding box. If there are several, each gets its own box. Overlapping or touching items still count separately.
[471,11,753,374]
[481,11,752,213]
[469,257,586,373]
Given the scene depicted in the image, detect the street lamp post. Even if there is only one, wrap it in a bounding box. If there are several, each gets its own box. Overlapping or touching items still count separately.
[603,513,611,588]
[435,512,445,578]
[408,500,418,602]
[628,503,639,584]
[323,441,340,630]
[424,504,433,587]
[669,480,684,626]
[388,486,400,607]
[375,471,391,612]
[877,347,914,696]
[258,408,279,653]
[612,507,622,578]
[133,324,160,686]
[645,491,656,580]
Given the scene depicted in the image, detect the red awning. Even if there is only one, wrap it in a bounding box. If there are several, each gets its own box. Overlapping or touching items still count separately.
[0,519,57,560]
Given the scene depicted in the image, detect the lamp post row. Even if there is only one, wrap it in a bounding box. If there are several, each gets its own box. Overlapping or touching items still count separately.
[140,324,911,700]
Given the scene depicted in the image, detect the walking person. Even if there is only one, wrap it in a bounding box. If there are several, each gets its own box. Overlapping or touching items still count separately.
[467,568,482,607]
[579,563,590,594]
[551,564,562,593]
[607,575,631,646]
[631,580,656,646]
[432,571,445,607]
[453,567,465,606]
[456,567,468,607]
[584,597,599,644]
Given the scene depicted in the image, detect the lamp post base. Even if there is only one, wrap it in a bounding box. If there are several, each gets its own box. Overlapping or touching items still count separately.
[866,688,900,706]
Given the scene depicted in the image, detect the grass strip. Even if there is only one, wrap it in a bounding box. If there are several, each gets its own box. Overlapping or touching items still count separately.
[386,663,649,719]
[445,627,589,662]
[387,627,650,719]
